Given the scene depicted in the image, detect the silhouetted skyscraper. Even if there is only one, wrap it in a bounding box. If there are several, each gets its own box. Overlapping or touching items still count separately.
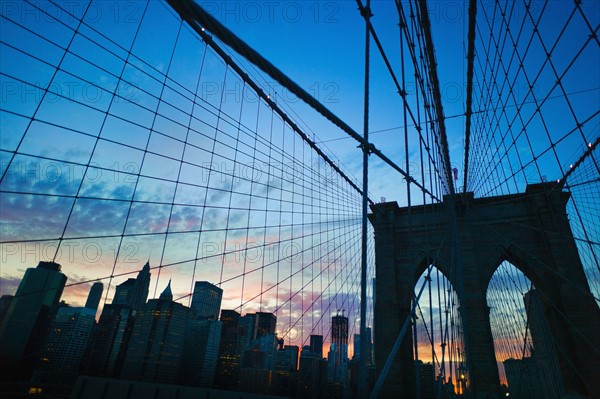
[330,312,349,384]
[299,351,328,399]
[85,282,103,312]
[0,261,67,379]
[239,314,258,344]
[253,333,278,370]
[83,303,133,377]
[191,281,222,319]
[310,334,324,358]
[416,360,435,399]
[215,310,244,390]
[504,357,544,399]
[353,327,372,364]
[524,289,566,398]
[0,295,12,328]
[332,314,349,347]
[121,280,189,383]
[128,261,151,312]
[248,311,276,340]
[179,316,222,387]
[33,306,96,384]
[275,345,299,396]
[282,345,299,371]
[112,278,135,305]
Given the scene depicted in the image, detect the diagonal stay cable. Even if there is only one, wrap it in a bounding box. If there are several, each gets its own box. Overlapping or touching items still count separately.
[165,0,439,202]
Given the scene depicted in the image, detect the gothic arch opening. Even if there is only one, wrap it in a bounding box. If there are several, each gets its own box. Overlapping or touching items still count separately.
[486,260,566,399]
[413,265,466,397]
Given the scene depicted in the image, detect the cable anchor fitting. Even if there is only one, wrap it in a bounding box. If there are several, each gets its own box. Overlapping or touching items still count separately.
[360,5,373,18]
[357,142,375,155]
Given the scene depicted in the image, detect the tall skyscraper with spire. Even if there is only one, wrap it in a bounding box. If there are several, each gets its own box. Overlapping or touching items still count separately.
[0,261,67,379]
[128,261,150,313]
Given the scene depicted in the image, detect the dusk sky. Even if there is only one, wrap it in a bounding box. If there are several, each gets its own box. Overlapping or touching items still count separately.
[1,0,598,363]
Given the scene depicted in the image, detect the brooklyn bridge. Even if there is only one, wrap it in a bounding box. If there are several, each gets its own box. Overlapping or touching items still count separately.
[0,1,598,398]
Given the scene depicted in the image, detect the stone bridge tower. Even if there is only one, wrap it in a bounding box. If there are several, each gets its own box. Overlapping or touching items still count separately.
[368,182,600,398]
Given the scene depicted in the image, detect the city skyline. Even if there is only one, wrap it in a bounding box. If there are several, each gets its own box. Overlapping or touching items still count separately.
[0,259,379,398]
[0,260,369,360]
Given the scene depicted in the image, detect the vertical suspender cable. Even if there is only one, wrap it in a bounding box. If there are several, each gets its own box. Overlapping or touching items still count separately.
[463,0,477,193]
[359,0,372,398]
